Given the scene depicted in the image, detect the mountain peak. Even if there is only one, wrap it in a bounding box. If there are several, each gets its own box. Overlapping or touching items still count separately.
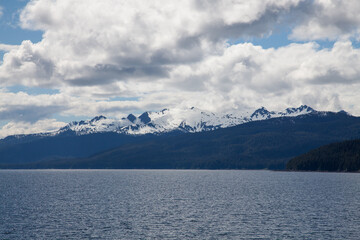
[338,110,350,115]
[285,105,315,115]
[251,107,271,119]
[256,106,269,113]
[139,112,151,124]
[298,105,314,112]
[127,114,137,123]
[90,115,107,123]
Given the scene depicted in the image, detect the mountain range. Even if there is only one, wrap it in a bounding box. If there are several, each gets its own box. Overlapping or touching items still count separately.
[1,105,359,169]
[29,105,315,137]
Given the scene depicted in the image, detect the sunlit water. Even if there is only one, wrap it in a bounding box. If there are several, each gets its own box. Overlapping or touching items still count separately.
[1,170,360,239]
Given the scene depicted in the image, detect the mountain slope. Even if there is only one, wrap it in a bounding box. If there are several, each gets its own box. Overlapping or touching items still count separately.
[7,111,360,170]
[286,139,360,172]
[0,132,164,164]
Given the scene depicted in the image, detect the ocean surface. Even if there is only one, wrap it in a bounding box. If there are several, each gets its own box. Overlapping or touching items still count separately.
[0,170,359,239]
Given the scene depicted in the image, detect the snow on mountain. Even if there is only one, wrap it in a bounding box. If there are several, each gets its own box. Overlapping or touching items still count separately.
[56,105,316,136]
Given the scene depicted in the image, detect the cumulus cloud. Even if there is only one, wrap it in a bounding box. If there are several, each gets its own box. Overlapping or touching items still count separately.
[0,41,55,87]
[167,40,360,110]
[0,91,69,122]
[0,119,66,139]
[1,0,360,138]
[291,0,360,41]
[0,0,302,88]
[0,89,167,123]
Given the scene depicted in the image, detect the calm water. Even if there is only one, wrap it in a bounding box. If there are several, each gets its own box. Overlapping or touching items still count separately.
[0,170,359,239]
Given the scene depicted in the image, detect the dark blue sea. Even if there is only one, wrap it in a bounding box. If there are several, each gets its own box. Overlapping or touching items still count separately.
[1,170,359,239]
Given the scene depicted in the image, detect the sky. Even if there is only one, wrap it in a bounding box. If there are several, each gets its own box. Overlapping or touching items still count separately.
[1,0,360,138]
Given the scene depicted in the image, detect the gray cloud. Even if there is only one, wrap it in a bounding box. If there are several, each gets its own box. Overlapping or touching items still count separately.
[67,64,170,86]
[290,0,360,40]
[310,69,360,85]
[204,9,281,42]
[0,105,67,123]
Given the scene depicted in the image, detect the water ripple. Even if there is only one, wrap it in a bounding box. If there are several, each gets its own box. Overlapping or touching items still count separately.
[0,170,360,239]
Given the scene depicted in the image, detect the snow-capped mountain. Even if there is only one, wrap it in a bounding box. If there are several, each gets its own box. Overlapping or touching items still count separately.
[56,105,316,136]
[1,106,357,168]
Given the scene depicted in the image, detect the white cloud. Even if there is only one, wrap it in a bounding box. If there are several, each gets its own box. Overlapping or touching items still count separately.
[0,90,165,122]
[2,40,360,120]
[0,91,70,122]
[2,0,360,138]
[0,40,55,87]
[290,0,360,41]
[0,0,302,88]
[0,119,66,139]
[169,40,360,112]
[0,6,3,18]
[0,43,19,52]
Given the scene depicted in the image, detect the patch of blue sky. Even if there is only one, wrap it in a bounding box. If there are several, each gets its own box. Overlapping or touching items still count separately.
[0,0,43,42]
[350,40,360,49]
[228,26,294,49]
[0,50,5,62]
[7,85,60,95]
[228,24,359,50]
[0,0,43,60]
[109,96,140,101]
[0,27,43,45]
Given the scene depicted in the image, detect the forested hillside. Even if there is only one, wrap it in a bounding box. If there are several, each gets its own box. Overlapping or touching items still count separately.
[286,139,360,172]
